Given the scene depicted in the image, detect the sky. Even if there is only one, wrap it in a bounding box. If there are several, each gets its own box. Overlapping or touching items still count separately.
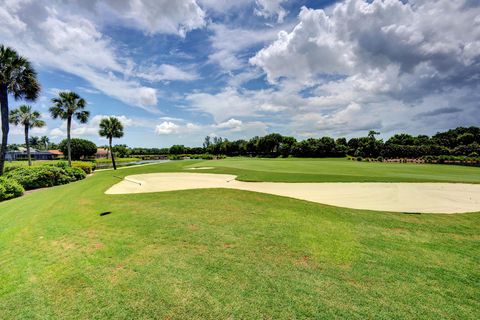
[1,0,479,147]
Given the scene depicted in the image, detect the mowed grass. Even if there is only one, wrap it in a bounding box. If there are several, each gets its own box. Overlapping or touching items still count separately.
[0,160,479,319]
[190,157,480,182]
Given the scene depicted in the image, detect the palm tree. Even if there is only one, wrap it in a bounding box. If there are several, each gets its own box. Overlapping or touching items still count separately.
[49,91,89,166]
[99,117,124,170]
[40,135,50,150]
[29,136,40,149]
[0,45,40,175]
[9,105,45,166]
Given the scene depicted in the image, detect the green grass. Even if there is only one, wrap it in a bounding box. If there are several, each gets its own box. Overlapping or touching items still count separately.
[0,159,479,319]
[189,157,480,183]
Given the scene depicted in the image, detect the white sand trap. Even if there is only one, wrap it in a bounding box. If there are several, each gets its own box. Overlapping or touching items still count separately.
[186,167,215,170]
[105,173,480,214]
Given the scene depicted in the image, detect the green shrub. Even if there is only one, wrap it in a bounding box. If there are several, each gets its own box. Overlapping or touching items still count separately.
[63,167,87,181]
[356,156,363,161]
[0,177,24,202]
[6,166,71,190]
[72,161,96,174]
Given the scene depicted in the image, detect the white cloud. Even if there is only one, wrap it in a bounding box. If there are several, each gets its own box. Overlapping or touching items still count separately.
[155,121,180,135]
[49,115,134,138]
[252,1,480,90]
[199,0,252,13]
[0,0,207,113]
[50,128,63,138]
[215,118,243,131]
[0,2,160,111]
[79,0,206,37]
[136,64,199,82]
[208,23,285,71]
[246,0,480,136]
[254,0,288,23]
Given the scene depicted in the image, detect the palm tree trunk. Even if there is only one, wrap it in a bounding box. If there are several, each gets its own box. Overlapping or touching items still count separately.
[25,125,32,166]
[109,137,117,170]
[67,116,72,167]
[0,84,9,175]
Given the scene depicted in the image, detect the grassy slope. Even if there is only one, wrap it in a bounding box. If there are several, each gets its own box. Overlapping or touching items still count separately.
[190,157,480,182]
[0,160,479,319]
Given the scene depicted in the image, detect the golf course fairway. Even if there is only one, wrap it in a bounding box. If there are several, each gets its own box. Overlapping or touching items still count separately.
[0,159,479,319]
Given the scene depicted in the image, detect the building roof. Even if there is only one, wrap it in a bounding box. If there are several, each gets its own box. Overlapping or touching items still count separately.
[48,149,63,155]
[96,148,109,155]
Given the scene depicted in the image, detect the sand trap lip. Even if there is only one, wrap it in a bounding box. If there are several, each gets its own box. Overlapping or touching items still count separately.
[105,173,480,214]
[186,167,215,170]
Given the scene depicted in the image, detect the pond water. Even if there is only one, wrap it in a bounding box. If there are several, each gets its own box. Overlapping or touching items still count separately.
[96,159,171,169]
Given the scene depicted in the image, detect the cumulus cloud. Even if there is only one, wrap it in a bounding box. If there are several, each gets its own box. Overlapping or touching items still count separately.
[155,121,180,135]
[248,0,480,136]
[215,118,243,131]
[252,1,480,93]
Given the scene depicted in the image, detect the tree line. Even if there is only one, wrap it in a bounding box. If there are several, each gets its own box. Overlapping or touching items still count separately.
[112,127,479,160]
[197,128,480,159]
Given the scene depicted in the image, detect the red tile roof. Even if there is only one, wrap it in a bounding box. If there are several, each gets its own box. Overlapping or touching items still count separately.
[48,149,63,155]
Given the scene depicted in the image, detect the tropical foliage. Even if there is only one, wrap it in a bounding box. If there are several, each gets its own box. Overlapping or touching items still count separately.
[50,91,89,166]
[9,105,45,166]
[58,138,96,160]
[99,117,124,170]
[0,45,40,175]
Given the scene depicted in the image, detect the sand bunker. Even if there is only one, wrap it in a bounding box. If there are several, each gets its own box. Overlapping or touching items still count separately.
[105,173,480,214]
[186,167,215,170]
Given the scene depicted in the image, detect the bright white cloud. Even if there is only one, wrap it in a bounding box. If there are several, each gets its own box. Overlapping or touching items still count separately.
[155,121,180,135]
[215,118,243,131]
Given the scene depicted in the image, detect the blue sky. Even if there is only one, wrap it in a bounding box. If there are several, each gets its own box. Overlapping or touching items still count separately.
[1,0,479,147]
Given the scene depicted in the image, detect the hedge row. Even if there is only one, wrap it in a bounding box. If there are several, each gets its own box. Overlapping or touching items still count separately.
[0,164,88,202]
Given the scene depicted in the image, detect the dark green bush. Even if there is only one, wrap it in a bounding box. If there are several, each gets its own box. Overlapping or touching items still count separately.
[0,177,24,202]
[63,167,87,181]
[6,166,76,190]
[356,156,363,161]
[58,138,97,160]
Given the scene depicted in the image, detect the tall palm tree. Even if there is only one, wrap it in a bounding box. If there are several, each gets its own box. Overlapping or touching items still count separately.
[99,117,124,170]
[9,105,45,166]
[0,45,40,175]
[40,135,50,150]
[49,91,89,166]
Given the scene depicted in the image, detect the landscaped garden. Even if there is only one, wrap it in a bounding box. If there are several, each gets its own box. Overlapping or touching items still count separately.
[0,159,479,319]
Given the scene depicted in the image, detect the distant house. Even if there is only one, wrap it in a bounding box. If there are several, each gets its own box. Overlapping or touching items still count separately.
[96,148,109,159]
[48,149,63,159]
[5,147,55,161]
